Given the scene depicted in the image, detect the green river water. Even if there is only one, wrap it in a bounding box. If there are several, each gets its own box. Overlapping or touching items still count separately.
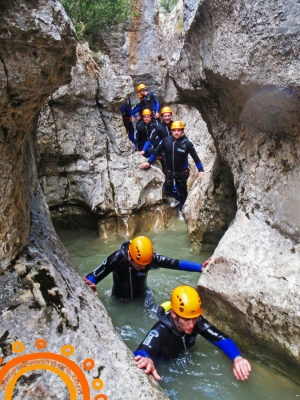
[57,220,300,400]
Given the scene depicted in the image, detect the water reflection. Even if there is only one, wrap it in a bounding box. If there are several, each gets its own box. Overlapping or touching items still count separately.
[57,222,300,400]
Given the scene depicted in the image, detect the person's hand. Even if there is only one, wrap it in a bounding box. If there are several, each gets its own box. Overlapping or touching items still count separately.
[141,162,150,169]
[135,355,161,380]
[233,356,251,380]
[202,257,212,271]
[136,116,141,121]
[155,112,160,119]
[83,277,98,296]
[198,171,205,179]
[140,151,145,156]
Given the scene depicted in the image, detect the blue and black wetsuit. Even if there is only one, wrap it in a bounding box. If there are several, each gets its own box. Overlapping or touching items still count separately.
[131,91,160,123]
[143,120,174,172]
[85,242,204,300]
[148,135,204,207]
[135,120,157,156]
[134,305,241,361]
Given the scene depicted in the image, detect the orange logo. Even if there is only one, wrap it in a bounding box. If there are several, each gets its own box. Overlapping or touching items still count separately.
[0,339,108,399]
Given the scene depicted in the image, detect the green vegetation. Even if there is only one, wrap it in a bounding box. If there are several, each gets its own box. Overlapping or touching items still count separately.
[62,0,135,47]
[160,0,178,13]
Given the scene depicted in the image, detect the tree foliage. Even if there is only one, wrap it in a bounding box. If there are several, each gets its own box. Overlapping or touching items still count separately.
[160,0,178,13]
[62,0,135,46]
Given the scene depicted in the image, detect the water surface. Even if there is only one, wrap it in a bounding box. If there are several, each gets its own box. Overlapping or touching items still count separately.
[57,221,300,400]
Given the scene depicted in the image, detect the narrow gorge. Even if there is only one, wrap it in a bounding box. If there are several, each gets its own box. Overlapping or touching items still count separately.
[0,0,299,398]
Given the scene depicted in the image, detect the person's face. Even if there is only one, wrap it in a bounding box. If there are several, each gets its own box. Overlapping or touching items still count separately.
[143,114,151,124]
[171,310,198,334]
[128,252,148,271]
[172,128,184,140]
[139,88,148,97]
[162,113,172,124]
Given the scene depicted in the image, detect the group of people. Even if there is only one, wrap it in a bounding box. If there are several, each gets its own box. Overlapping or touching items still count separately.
[84,236,251,382]
[88,83,252,384]
[121,83,205,211]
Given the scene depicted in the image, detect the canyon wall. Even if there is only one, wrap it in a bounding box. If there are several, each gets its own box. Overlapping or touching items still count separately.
[37,0,300,384]
[164,0,300,383]
[0,1,169,398]
[1,0,299,396]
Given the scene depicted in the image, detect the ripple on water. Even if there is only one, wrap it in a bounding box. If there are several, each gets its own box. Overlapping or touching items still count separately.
[57,226,300,400]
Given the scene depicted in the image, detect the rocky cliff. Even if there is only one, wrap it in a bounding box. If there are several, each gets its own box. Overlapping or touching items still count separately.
[37,0,300,385]
[1,0,300,396]
[0,1,169,398]
[164,0,300,383]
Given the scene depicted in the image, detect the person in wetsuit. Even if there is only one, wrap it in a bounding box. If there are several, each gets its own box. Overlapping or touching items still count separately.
[135,109,157,157]
[131,83,160,123]
[141,106,173,172]
[84,236,211,300]
[120,98,135,144]
[134,285,252,381]
[141,120,204,210]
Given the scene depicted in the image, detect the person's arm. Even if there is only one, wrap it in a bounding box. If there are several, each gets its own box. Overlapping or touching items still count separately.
[152,254,210,273]
[131,102,144,117]
[188,142,204,178]
[141,125,157,153]
[178,260,203,272]
[150,92,160,116]
[198,318,251,380]
[141,139,166,169]
[134,322,166,380]
[84,252,117,292]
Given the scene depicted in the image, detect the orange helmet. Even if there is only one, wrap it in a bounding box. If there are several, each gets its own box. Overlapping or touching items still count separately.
[128,236,153,265]
[161,106,172,115]
[137,83,147,92]
[170,285,202,318]
[142,109,152,116]
[171,121,184,130]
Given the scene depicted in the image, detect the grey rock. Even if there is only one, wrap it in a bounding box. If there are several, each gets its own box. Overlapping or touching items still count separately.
[165,0,300,384]
[0,1,169,399]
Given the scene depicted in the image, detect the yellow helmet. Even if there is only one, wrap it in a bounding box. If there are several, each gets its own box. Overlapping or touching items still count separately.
[142,108,152,116]
[171,121,184,130]
[128,236,153,265]
[137,83,147,92]
[170,285,202,318]
[161,106,172,115]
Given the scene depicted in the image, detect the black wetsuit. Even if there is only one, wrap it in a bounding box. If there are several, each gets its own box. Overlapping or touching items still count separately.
[148,135,204,206]
[135,120,157,155]
[142,120,173,172]
[131,91,160,124]
[134,306,242,361]
[85,242,204,300]
[131,91,160,115]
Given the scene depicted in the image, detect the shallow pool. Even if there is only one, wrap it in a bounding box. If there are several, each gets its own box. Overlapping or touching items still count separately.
[57,221,300,400]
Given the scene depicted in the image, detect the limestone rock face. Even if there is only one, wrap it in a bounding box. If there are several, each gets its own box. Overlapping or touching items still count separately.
[37,42,179,238]
[0,0,76,269]
[164,0,300,383]
[37,0,217,239]
[0,2,168,399]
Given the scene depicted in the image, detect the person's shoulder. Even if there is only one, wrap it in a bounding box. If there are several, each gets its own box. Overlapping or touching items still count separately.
[119,241,130,259]
[136,120,144,129]
[195,315,212,332]
[185,137,194,146]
